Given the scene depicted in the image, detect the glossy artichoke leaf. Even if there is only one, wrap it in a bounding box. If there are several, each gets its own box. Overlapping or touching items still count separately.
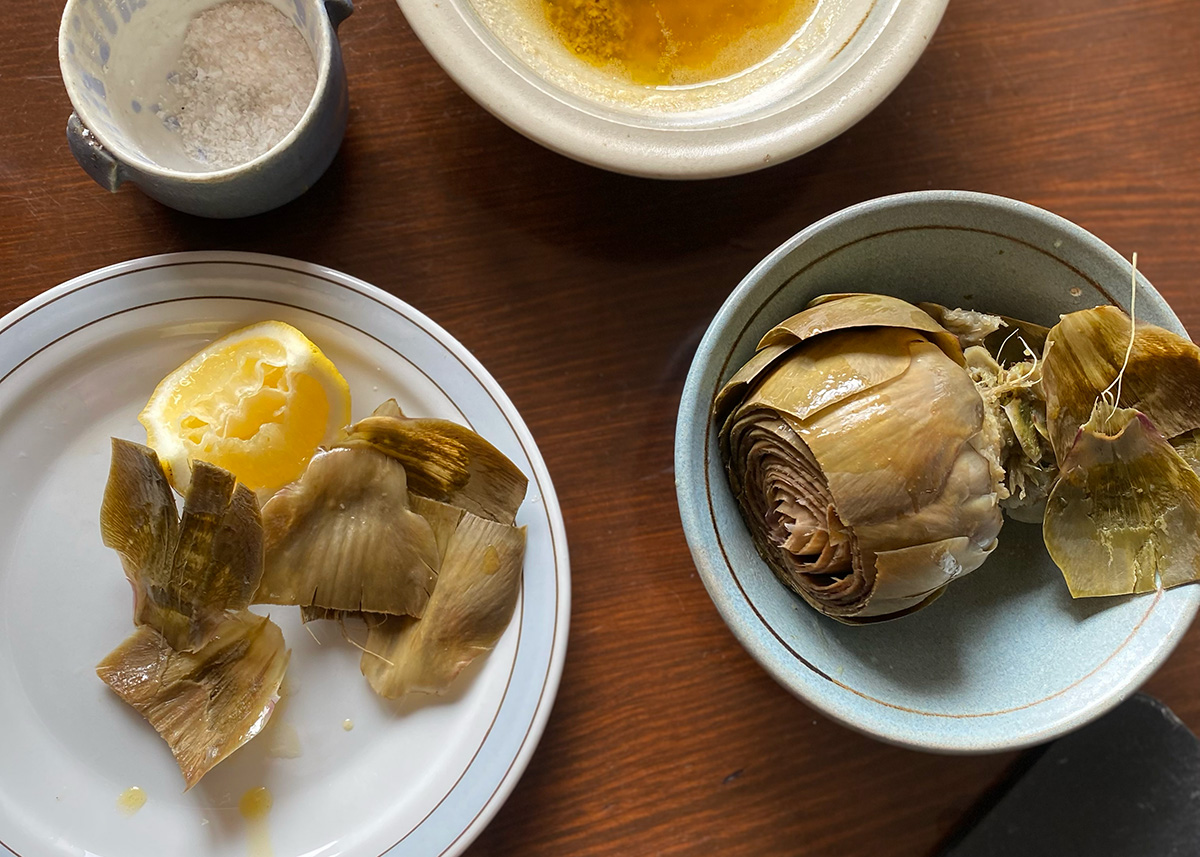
[1042,306,1200,463]
[758,293,964,364]
[101,439,263,652]
[362,511,525,699]
[757,339,985,526]
[96,611,289,789]
[712,342,792,429]
[256,447,439,617]
[341,411,527,525]
[100,438,179,609]
[733,328,914,428]
[1044,404,1200,597]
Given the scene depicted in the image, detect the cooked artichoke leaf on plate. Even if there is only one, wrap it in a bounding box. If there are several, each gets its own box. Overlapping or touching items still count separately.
[341,403,528,525]
[96,611,289,789]
[256,446,439,617]
[363,508,526,699]
[101,438,263,651]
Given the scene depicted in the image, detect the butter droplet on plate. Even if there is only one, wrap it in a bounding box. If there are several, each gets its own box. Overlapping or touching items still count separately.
[342,719,354,731]
[117,786,147,815]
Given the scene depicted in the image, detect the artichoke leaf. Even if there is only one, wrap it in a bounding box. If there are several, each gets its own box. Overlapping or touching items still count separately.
[100,438,180,605]
[1044,403,1200,597]
[862,536,994,617]
[758,293,964,364]
[340,410,527,525]
[916,303,1004,349]
[756,339,985,526]
[728,328,914,431]
[256,447,439,617]
[1042,306,1200,462]
[1171,430,1200,476]
[712,342,792,428]
[96,611,289,789]
[101,438,263,652]
[297,496,469,628]
[362,511,525,699]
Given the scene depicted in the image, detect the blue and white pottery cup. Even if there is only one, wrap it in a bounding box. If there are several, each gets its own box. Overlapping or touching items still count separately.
[58,0,352,219]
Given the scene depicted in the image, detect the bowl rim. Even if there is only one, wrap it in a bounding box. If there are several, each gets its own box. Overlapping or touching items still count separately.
[394,0,950,179]
[674,189,1200,752]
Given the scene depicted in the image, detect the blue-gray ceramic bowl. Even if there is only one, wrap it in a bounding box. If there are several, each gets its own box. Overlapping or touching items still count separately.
[59,0,352,219]
[675,190,1200,753]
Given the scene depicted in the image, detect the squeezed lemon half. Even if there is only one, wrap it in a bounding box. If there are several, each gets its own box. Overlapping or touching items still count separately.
[140,321,352,495]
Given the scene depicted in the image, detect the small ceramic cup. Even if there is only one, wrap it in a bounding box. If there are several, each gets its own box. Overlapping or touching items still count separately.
[59,0,353,219]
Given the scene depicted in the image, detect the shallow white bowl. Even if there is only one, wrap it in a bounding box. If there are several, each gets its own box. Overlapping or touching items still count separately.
[675,190,1200,752]
[396,0,949,178]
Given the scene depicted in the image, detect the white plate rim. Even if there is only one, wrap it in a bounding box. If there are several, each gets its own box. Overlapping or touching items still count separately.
[0,251,572,857]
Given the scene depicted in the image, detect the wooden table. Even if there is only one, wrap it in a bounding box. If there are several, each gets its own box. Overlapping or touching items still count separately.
[3,0,1199,854]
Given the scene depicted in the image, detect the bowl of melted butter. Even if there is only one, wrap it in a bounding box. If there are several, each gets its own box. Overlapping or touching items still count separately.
[395,0,948,177]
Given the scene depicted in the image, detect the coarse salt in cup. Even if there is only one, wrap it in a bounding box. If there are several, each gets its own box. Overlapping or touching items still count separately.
[59,0,353,218]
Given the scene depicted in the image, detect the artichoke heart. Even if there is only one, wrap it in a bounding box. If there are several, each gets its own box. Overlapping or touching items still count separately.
[96,611,289,789]
[256,446,439,617]
[100,438,263,652]
[1044,402,1200,597]
[339,400,528,525]
[362,503,526,699]
[716,294,1004,623]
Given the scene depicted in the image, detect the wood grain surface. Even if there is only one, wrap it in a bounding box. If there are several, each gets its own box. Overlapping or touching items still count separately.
[2,0,1199,854]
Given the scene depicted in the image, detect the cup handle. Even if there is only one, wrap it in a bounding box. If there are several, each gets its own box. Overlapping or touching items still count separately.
[324,0,353,29]
[66,113,126,192]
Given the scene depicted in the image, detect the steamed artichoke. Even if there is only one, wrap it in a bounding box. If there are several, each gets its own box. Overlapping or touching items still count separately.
[715,294,1005,624]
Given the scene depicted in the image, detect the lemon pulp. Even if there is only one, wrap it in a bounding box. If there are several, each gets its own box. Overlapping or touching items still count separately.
[140,321,351,495]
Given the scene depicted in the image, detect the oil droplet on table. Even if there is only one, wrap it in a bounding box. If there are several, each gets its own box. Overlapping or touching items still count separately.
[117,786,147,815]
[239,787,274,857]
[342,719,354,731]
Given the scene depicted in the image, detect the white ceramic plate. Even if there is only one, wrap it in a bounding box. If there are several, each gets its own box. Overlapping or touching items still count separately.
[0,253,570,857]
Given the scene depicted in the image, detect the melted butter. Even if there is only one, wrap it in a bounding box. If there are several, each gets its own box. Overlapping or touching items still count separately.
[117,786,147,815]
[239,787,274,857]
[540,0,818,85]
[342,719,355,731]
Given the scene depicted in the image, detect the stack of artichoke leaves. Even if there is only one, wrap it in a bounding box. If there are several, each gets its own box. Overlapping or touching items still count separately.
[257,400,528,700]
[97,439,288,789]
[715,293,1200,624]
[97,400,527,787]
